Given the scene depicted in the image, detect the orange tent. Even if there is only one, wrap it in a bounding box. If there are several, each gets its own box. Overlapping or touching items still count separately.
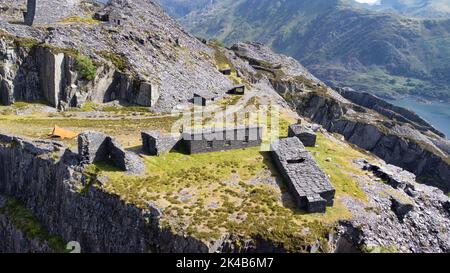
[49,126,78,140]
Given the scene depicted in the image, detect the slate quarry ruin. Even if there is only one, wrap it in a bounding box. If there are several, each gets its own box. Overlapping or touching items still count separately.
[141,131,181,156]
[271,137,335,213]
[141,126,264,156]
[288,124,317,147]
[78,131,144,174]
[182,126,264,155]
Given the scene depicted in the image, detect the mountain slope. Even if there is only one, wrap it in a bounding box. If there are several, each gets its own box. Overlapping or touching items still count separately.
[158,0,450,102]
[0,0,234,111]
[355,0,450,18]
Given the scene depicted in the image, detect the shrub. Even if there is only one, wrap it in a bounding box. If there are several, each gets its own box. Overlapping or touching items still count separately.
[75,55,97,81]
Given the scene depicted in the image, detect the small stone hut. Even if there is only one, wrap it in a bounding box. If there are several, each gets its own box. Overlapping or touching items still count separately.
[229,85,245,95]
[193,92,218,106]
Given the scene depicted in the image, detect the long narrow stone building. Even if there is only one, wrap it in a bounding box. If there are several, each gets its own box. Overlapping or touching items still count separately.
[271,137,335,213]
[182,125,264,154]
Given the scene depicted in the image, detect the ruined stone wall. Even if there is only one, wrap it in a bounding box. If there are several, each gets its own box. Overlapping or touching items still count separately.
[271,137,335,212]
[182,126,264,154]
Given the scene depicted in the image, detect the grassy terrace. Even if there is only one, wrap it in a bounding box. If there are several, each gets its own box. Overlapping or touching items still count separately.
[94,131,374,252]
[0,103,178,148]
[0,101,375,252]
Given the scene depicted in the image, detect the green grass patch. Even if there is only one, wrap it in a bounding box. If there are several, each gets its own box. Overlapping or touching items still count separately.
[75,55,97,81]
[307,133,368,202]
[0,196,67,252]
[59,16,101,25]
[98,51,129,72]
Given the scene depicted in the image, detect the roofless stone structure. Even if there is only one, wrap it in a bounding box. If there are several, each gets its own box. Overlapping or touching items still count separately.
[271,137,335,213]
[23,0,80,26]
[182,125,264,154]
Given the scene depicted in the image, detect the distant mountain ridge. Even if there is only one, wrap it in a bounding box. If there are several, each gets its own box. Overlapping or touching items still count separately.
[157,0,450,102]
[354,0,450,18]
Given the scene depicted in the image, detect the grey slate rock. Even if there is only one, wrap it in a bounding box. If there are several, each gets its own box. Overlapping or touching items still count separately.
[390,197,414,222]
[108,137,145,175]
[147,202,162,219]
[288,124,317,147]
[78,131,144,175]
[78,131,109,164]
[141,131,181,156]
[0,195,6,208]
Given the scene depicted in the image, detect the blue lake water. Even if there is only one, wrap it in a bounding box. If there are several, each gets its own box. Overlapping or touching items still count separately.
[387,97,450,139]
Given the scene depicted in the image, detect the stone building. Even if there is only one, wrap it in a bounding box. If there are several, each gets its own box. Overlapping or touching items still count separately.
[219,68,232,75]
[141,131,181,156]
[271,137,335,213]
[193,92,218,106]
[182,125,264,154]
[288,124,317,147]
[107,9,127,26]
[78,131,144,174]
[23,0,80,26]
[228,85,245,95]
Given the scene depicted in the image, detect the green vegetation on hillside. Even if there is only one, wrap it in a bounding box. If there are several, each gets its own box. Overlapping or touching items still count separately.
[89,130,375,252]
[0,196,67,252]
[59,16,101,25]
[169,0,450,101]
[75,55,97,81]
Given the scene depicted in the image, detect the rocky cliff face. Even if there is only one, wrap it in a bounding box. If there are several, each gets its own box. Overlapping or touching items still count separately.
[335,159,450,253]
[229,42,450,193]
[0,133,295,253]
[0,133,219,252]
[0,195,54,253]
[295,92,450,192]
[0,37,145,109]
[336,87,446,138]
